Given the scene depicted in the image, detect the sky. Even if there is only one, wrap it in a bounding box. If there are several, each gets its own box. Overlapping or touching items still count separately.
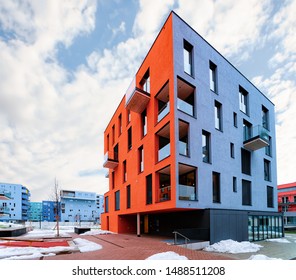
[0,0,295,202]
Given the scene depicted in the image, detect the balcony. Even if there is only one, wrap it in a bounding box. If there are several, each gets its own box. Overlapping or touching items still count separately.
[0,206,10,215]
[179,184,197,201]
[103,151,119,169]
[125,77,150,113]
[177,98,194,116]
[158,186,171,202]
[158,143,170,161]
[243,125,269,151]
[157,101,170,122]
[179,141,188,156]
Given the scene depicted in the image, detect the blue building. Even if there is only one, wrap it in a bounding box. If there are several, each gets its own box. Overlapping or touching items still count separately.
[0,183,30,222]
[96,194,104,223]
[28,202,42,221]
[60,190,101,223]
[42,200,60,222]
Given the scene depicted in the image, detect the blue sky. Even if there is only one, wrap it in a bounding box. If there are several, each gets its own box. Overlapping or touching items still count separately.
[0,0,295,201]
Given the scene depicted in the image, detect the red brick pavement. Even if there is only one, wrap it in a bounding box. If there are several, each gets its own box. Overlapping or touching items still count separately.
[43,233,236,260]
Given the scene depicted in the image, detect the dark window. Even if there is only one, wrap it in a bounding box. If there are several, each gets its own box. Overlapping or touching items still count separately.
[146,174,152,205]
[264,159,271,181]
[212,172,221,203]
[118,114,122,135]
[230,143,235,158]
[123,160,127,182]
[214,100,222,131]
[241,148,251,175]
[243,119,252,141]
[141,70,150,93]
[115,191,120,211]
[111,172,115,189]
[239,86,248,115]
[265,136,272,156]
[242,180,251,206]
[209,61,217,92]
[262,105,269,130]
[233,112,237,127]
[202,130,211,163]
[126,185,131,209]
[233,177,237,192]
[112,125,115,145]
[183,40,193,76]
[127,109,131,125]
[267,186,274,208]
[105,196,109,213]
[128,127,132,150]
[106,134,109,151]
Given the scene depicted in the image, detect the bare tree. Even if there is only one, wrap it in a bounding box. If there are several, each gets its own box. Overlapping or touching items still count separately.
[50,178,61,237]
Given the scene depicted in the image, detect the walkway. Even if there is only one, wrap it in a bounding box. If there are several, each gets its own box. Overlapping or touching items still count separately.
[43,233,235,260]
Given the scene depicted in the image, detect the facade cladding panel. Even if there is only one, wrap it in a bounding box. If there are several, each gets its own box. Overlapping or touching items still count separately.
[101,12,282,243]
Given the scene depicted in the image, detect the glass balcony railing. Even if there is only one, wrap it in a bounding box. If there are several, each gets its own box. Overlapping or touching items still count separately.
[158,143,170,161]
[158,186,171,202]
[177,98,194,116]
[179,141,188,156]
[157,102,170,122]
[179,184,197,201]
[103,151,119,169]
[243,125,269,151]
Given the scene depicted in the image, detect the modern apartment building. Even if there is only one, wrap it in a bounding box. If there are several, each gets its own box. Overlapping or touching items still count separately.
[101,12,283,243]
[278,182,296,227]
[28,202,43,221]
[42,200,60,222]
[0,183,30,222]
[60,190,101,223]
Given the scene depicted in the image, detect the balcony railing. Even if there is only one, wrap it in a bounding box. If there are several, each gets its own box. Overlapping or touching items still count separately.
[177,98,194,116]
[243,125,269,151]
[158,143,170,161]
[103,151,119,169]
[179,141,188,156]
[125,77,150,113]
[157,186,171,202]
[157,101,170,122]
[179,184,197,201]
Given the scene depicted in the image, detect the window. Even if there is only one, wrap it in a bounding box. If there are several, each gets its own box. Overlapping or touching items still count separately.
[239,86,248,114]
[141,70,150,93]
[209,61,217,92]
[105,196,109,213]
[241,148,251,175]
[215,101,222,131]
[242,180,252,206]
[118,114,122,135]
[139,146,144,173]
[126,185,131,209]
[146,174,152,205]
[111,172,115,189]
[127,127,132,150]
[243,119,252,141]
[262,105,269,130]
[202,130,211,163]
[233,112,237,127]
[212,172,221,203]
[106,134,109,151]
[183,40,193,76]
[112,125,115,145]
[265,136,272,156]
[267,186,274,208]
[230,143,235,158]
[127,110,131,125]
[233,177,237,192]
[115,191,120,211]
[123,160,127,182]
[141,109,147,137]
[294,196,296,203]
[264,159,271,181]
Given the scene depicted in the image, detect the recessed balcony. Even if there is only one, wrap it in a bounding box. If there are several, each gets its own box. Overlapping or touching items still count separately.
[125,77,150,113]
[103,151,119,169]
[243,125,269,151]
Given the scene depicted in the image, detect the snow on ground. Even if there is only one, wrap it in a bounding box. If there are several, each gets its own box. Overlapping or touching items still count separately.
[146,251,188,260]
[24,229,72,238]
[204,239,263,254]
[80,229,113,236]
[248,254,282,260]
[0,238,102,260]
[266,238,291,243]
[0,222,24,228]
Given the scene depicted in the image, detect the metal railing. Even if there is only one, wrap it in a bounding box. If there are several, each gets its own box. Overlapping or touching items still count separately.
[173,231,190,247]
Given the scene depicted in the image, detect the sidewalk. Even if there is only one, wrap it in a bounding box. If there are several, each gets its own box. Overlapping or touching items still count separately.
[43,233,235,260]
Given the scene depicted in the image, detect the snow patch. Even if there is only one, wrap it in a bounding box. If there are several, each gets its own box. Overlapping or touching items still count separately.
[266,238,291,243]
[80,229,113,236]
[248,254,282,260]
[204,239,263,254]
[146,251,188,260]
[74,238,102,252]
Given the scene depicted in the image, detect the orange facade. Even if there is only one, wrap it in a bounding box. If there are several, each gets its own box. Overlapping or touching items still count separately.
[101,14,181,233]
[278,182,296,213]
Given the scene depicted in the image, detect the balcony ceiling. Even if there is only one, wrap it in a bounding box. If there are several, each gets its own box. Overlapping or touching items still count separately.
[177,77,194,99]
